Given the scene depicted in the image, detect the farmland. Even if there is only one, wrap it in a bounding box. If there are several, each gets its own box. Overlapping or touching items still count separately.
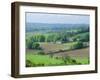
[26,41,89,67]
[25,22,90,67]
[26,47,89,67]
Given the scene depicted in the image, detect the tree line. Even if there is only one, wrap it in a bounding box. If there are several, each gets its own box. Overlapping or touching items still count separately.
[26,30,89,49]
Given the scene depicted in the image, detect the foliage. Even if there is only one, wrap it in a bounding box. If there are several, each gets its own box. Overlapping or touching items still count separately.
[33,34,45,42]
[32,42,40,49]
[72,32,89,42]
[26,38,33,49]
[72,41,84,49]
[38,51,45,55]
[26,38,40,49]
[26,32,89,47]
[26,32,89,50]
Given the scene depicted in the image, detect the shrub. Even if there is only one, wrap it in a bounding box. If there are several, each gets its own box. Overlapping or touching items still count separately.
[38,51,45,55]
[26,38,33,49]
[62,56,79,65]
[26,37,40,49]
[72,41,83,49]
[26,60,33,67]
[32,42,40,49]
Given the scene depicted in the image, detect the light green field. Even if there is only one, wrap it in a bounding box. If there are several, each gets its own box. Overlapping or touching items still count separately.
[26,54,64,67]
[73,58,89,64]
[26,54,83,67]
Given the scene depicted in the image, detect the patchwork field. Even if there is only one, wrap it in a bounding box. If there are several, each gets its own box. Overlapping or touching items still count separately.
[26,42,89,67]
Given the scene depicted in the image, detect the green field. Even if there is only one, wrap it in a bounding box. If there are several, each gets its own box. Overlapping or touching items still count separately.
[26,54,64,67]
[26,42,89,67]
[26,53,89,67]
[26,54,83,67]
[74,58,89,64]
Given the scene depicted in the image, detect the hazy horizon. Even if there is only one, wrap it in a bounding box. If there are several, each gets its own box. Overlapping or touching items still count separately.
[26,12,90,24]
[26,22,89,25]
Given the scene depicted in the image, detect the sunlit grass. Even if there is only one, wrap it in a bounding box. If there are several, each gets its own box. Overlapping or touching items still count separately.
[73,58,89,64]
[26,53,87,67]
[26,54,65,67]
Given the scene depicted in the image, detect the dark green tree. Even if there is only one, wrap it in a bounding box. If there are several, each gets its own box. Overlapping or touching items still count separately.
[26,38,33,49]
[73,41,83,49]
[32,42,40,49]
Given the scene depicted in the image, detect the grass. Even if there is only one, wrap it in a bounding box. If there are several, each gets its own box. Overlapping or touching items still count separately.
[26,53,85,67]
[26,54,65,67]
[26,42,89,67]
[73,58,89,64]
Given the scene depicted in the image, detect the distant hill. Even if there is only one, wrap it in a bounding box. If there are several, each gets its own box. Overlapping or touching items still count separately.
[26,23,89,33]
